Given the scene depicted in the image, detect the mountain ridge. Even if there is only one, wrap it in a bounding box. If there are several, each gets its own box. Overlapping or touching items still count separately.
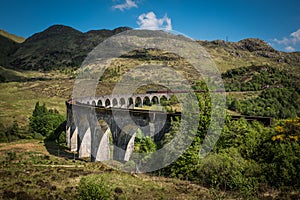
[0,29,25,43]
[0,25,299,72]
[6,25,132,70]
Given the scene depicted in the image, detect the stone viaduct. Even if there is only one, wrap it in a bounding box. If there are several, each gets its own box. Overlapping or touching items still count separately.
[65,92,180,162]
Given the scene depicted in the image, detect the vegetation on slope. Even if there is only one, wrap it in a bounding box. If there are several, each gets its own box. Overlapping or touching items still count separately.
[8,25,131,70]
[199,38,300,73]
[0,139,230,200]
[156,83,300,199]
[0,26,299,199]
[1,25,300,75]
[223,65,300,118]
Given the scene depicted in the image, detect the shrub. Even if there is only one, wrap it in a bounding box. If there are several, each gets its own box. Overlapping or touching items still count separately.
[79,175,112,200]
[29,102,65,139]
[195,148,260,194]
[257,118,300,188]
[134,136,157,154]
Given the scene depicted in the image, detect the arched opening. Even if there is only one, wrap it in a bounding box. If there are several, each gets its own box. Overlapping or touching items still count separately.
[134,128,156,156]
[128,97,134,108]
[160,96,168,106]
[119,125,138,162]
[143,96,151,106]
[87,101,90,105]
[105,99,111,107]
[151,96,159,105]
[97,100,103,106]
[169,95,179,105]
[135,97,142,108]
[120,98,126,108]
[92,101,96,106]
[112,98,118,107]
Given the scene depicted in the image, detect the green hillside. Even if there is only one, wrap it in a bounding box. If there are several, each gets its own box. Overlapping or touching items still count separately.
[223,65,300,118]
[199,38,300,74]
[1,25,299,75]
[0,26,300,200]
[9,25,131,70]
[0,29,25,43]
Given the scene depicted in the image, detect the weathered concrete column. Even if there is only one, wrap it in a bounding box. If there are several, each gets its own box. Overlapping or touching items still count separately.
[66,126,71,148]
[74,106,91,159]
[65,103,72,148]
[78,127,91,158]
[70,124,78,152]
[93,127,110,161]
[89,110,110,162]
[149,122,155,138]
[124,132,136,161]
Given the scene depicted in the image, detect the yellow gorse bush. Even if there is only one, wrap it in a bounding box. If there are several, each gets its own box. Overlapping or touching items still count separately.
[272,134,285,141]
[272,117,300,142]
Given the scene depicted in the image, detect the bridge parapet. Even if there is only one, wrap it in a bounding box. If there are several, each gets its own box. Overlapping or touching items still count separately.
[71,92,173,109]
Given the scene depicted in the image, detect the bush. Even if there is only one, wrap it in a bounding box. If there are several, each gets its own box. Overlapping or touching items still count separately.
[195,148,260,193]
[261,142,300,188]
[0,121,24,142]
[79,175,112,200]
[258,119,300,188]
[134,136,157,154]
[29,102,65,139]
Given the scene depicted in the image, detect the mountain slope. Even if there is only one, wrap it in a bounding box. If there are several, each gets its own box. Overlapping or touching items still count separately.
[9,25,131,70]
[2,25,300,74]
[199,38,300,74]
[0,35,18,66]
[223,65,300,118]
[0,29,25,43]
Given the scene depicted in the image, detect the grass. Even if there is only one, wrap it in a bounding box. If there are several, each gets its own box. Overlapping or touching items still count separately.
[0,81,68,126]
[0,68,74,127]
[1,139,298,199]
[0,140,95,199]
[226,91,262,100]
[0,139,227,200]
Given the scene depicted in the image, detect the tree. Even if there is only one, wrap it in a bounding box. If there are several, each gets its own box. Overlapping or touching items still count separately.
[29,102,65,139]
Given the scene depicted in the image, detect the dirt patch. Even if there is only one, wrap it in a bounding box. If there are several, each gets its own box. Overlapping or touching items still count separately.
[0,141,47,155]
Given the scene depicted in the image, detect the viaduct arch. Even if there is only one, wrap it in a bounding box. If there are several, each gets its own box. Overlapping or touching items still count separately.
[65,92,180,162]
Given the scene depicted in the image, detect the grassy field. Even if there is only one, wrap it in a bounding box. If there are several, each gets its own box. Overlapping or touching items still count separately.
[1,139,298,199]
[0,68,74,127]
[0,140,232,200]
[0,80,71,127]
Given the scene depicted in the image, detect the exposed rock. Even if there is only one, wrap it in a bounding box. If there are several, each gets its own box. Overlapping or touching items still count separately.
[236,38,277,52]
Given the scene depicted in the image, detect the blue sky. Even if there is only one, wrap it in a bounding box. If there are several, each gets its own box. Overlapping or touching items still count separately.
[1,0,300,52]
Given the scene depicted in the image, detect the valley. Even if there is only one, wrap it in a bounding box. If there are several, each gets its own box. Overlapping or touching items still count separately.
[0,25,300,199]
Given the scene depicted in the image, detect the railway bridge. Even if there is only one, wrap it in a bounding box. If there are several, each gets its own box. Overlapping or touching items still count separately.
[65,92,272,162]
[65,92,178,162]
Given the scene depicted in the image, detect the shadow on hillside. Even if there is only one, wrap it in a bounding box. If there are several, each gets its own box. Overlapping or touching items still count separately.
[44,120,78,160]
[44,140,77,160]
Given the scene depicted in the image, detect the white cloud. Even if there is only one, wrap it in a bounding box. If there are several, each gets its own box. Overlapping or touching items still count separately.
[291,29,300,44]
[137,12,172,31]
[285,46,295,52]
[273,29,300,52]
[112,0,138,11]
[273,29,300,51]
[273,37,290,45]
